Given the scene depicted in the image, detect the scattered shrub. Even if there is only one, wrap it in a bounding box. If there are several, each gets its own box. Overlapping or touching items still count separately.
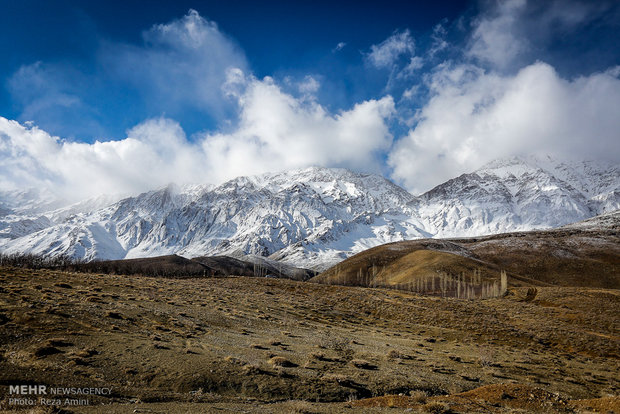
[351,359,376,370]
[409,390,428,403]
[269,356,297,367]
[387,349,403,359]
[423,401,450,413]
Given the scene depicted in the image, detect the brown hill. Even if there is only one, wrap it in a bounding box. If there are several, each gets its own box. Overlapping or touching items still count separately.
[193,255,316,281]
[74,254,209,278]
[457,227,620,288]
[70,254,315,280]
[191,255,256,277]
[312,213,620,290]
[312,240,520,298]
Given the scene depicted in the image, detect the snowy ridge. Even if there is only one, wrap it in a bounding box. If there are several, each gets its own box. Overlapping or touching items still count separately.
[0,157,618,270]
[419,155,618,238]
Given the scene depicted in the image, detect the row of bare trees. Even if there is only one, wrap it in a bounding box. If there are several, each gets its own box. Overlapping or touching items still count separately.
[0,252,206,278]
[0,252,82,269]
[318,266,508,299]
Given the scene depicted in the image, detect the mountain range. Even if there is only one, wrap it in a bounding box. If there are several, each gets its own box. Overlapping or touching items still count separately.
[1,155,618,270]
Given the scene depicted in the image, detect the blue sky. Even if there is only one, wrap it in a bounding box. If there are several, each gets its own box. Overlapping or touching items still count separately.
[0,0,472,140]
[1,0,619,200]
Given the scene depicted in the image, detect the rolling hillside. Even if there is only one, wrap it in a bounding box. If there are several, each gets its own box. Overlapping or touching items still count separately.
[313,211,620,289]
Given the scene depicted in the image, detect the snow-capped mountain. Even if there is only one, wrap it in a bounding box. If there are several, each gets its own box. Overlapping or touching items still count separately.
[1,156,618,270]
[418,155,619,237]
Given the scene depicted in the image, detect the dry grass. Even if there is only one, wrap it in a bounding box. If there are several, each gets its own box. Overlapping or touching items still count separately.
[0,265,618,412]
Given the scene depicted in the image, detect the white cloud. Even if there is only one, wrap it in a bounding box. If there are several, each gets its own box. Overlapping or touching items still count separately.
[100,9,248,118]
[1,9,397,202]
[333,42,347,52]
[401,85,420,101]
[466,0,617,70]
[388,62,620,194]
[467,0,527,69]
[201,75,395,183]
[400,57,424,77]
[429,22,449,57]
[298,75,320,95]
[222,67,247,99]
[5,5,618,205]
[367,30,415,69]
[147,9,219,48]
[0,75,395,201]
[0,116,206,200]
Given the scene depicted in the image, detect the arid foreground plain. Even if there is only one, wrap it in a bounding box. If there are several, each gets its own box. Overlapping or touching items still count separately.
[0,220,619,413]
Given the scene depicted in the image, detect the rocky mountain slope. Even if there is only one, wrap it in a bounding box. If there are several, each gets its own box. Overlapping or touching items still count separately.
[417,155,618,237]
[1,156,618,270]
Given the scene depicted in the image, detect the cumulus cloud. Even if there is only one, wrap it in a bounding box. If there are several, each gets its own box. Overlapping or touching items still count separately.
[201,74,395,183]
[4,5,618,203]
[367,30,415,69]
[0,74,395,201]
[1,9,397,202]
[0,116,204,200]
[366,29,424,94]
[386,0,620,193]
[388,62,620,194]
